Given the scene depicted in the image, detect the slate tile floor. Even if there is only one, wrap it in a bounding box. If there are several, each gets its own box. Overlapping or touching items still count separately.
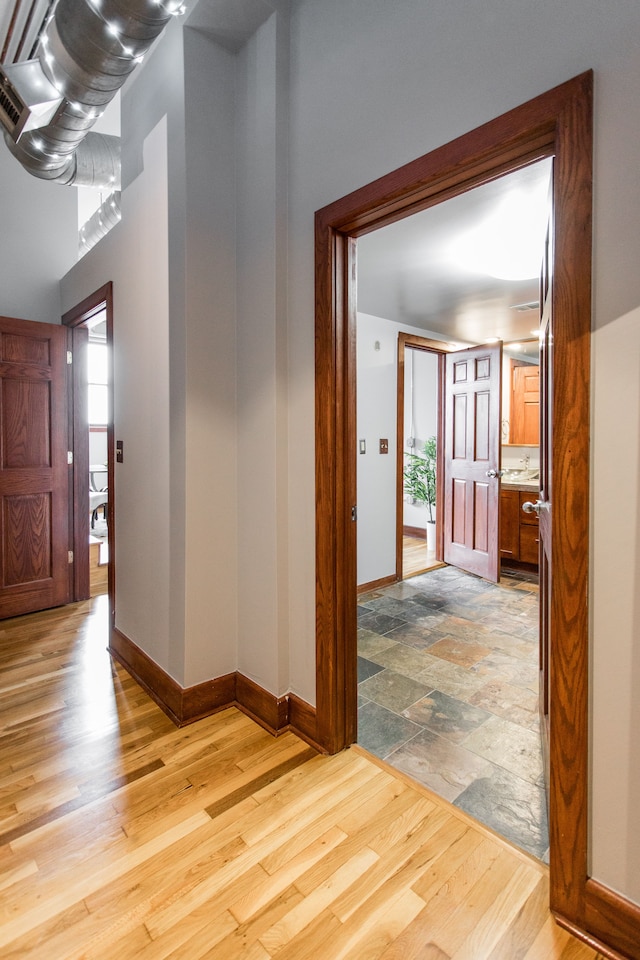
[357,563,548,860]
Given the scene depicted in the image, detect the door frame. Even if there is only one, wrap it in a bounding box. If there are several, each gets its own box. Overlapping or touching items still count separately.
[315,73,596,938]
[63,283,115,626]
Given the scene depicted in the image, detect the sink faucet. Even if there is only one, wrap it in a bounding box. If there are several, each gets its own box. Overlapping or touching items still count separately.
[520,454,530,470]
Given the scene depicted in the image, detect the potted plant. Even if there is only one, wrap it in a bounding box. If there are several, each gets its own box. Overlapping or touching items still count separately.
[404,436,437,548]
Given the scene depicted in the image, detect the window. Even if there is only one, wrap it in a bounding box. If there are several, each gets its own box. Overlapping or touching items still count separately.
[88,340,108,425]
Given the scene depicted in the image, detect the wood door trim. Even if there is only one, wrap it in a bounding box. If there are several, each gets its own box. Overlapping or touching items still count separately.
[395,333,446,580]
[62,283,115,627]
[69,324,90,601]
[315,71,601,944]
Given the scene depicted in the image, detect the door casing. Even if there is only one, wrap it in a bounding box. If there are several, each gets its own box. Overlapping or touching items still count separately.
[64,283,115,626]
[315,73,593,934]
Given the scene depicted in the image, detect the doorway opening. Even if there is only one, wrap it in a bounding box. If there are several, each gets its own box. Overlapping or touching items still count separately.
[87,310,109,597]
[399,340,442,579]
[314,73,591,920]
[354,162,549,857]
[63,283,115,625]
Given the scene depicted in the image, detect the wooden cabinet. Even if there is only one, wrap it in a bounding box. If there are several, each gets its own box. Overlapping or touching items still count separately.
[519,493,540,563]
[500,488,539,566]
[510,363,540,445]
[499,489,520,561]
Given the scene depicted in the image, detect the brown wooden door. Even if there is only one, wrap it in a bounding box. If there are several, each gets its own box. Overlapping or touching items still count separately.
[443,343,502,582]
[537,215,553,784]
[0,316,71,619]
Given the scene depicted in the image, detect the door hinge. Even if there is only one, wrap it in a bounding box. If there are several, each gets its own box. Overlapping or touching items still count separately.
[67,350,73,364]
[68,551,74,564]
[351,505,357,521]
[67,451,73,465]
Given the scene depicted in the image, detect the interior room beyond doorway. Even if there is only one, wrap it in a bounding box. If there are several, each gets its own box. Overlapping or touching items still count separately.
[355,159,549,858]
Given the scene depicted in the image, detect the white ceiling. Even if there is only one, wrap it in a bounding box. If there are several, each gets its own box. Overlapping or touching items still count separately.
[357,157,553,359]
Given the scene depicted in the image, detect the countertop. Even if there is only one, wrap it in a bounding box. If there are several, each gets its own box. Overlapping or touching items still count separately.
[501,477,539,493]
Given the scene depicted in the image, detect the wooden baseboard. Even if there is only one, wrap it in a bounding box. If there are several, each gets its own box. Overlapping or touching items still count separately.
[357,573,397,595]
[288,693,325,753]
[552,878,640,960]
[403,524,427,540]
[109,628,317,745]
[235,672,289,736]
[582,878,640,959]
[110,628,188,725]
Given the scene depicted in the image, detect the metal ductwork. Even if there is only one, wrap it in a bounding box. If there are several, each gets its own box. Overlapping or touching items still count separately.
[0,0,183,188]
[79,188,121,255]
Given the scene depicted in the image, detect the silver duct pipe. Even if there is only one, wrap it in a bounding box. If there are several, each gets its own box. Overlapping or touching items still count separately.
[79,189,121,255]
[2,0,183,188]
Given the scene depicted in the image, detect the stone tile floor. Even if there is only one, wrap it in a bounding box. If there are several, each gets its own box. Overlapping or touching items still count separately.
[357,563,548,860]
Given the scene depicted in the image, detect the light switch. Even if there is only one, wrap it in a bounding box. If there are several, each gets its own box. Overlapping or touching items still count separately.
[380,438,389,454]
[359,439,366,454]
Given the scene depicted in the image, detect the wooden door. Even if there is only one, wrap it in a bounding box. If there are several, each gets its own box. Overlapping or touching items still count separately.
[443,343,502,582]
[0,316,70,618]
[538,215,553,784]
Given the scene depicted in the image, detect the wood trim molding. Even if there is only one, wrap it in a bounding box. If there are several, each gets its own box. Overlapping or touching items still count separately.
[313,70,604,949]
[69,324,90,602]
[62,282,115,623]
[288,694,323,753]
[357,573,397,595]
[578,879,640,960]
[553,912,629,960]
[403,525,427,540]
[109,628,318,745]
[235,673,289,735]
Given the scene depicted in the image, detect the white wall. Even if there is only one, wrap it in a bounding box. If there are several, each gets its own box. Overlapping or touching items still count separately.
[403,347,439,530]
[182,26,239,685]
[356,313,399,586]
[61,118,173,677]
[0,143,76,324]
[591,305,640,901]
[356,313,439,586]
[235,10,291,696]
[61,17,241,688]
[285,0,640,903]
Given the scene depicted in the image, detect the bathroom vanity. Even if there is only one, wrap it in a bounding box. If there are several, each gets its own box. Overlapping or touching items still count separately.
[500,474,540,566]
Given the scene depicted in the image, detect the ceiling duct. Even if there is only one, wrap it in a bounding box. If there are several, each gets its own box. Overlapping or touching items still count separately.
[0,0,183,188]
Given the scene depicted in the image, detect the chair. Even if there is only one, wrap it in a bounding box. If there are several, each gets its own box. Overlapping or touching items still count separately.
[89,489,108,528]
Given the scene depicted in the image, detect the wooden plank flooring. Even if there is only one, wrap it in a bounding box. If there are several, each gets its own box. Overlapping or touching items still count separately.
[402,536,444,579]
[0,596,605,959]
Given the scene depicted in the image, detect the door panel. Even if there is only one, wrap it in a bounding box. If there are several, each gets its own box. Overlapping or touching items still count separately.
[444,343,501,582]
[0,317,70,618]
[538,211,553,784]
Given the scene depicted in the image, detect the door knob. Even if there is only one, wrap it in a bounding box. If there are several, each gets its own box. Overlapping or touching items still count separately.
[486,468,504,478]
[522,500,542,515]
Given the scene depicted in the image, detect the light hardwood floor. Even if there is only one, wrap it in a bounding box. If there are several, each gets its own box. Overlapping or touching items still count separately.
[0,596,604,959]
[402,535,444,579]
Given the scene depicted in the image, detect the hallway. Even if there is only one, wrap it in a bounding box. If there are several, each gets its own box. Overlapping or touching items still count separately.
[357,565,547,859]
[0,592,607,958]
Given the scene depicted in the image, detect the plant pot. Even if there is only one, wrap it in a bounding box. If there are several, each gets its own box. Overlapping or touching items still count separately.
[426,520,436,555]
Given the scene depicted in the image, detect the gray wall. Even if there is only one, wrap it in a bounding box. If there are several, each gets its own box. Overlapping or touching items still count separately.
[0,144,76,323]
